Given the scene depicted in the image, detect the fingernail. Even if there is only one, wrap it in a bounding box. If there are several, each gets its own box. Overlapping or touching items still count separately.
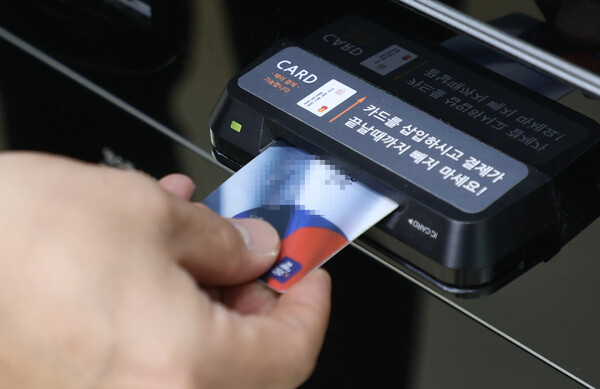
[229,218,280,256]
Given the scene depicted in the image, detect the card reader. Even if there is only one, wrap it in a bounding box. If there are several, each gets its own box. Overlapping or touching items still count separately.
[208,16,600,296]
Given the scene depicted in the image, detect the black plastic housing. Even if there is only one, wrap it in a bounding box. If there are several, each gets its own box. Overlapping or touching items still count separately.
[208,18,600,297]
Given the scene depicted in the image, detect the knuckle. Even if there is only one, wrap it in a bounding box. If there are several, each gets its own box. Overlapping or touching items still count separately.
[123,177,176,222]
[146,190,176,222]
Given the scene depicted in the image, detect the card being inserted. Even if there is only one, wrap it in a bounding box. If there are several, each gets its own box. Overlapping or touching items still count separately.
[202,141,398,292]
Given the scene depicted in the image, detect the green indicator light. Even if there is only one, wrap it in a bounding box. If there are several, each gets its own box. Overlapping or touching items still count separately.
[230,120,242,133]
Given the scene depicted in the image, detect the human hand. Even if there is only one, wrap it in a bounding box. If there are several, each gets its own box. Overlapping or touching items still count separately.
[0,152,331,389]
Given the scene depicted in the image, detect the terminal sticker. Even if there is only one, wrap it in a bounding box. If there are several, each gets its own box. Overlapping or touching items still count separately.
[360,44,418,75]
[297,79,356,117]
[300,16,590,168]
[239,46,530,213]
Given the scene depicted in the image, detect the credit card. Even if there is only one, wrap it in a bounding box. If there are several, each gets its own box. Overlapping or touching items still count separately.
[297,79,357,117]
[203,141,398,292]
[360,44,418,75]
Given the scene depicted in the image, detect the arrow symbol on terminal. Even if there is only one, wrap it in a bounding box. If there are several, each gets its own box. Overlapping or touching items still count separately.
[408,219,414,225]
[329,96,366,123]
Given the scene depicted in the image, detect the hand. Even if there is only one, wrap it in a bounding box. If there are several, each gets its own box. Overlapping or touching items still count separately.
[0,152,331,389]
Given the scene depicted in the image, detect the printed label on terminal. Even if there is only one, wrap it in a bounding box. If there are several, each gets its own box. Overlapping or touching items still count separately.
[360,44,417,75]
[297,79,356,117]
[300,16,590,169]
[239,47,530,213]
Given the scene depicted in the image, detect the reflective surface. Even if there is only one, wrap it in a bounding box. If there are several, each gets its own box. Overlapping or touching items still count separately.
[1,1,599,387]
[396,0,600,97]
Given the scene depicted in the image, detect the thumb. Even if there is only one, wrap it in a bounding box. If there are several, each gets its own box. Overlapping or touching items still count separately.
[169,201,281,285]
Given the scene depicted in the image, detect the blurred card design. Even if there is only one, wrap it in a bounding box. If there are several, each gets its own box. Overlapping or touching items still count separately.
[203,141,398,292]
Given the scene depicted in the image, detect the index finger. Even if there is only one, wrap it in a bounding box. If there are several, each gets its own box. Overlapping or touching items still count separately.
[203,269,332,388]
